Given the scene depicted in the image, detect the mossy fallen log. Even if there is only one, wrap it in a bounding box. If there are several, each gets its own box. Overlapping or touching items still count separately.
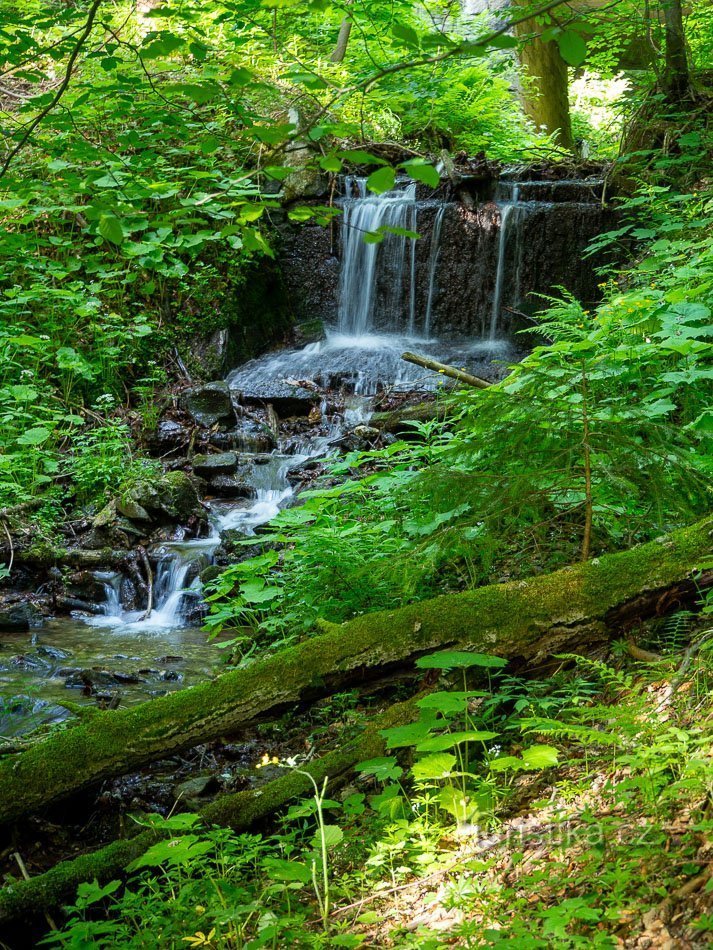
[0,698,416,925]
[0,517,710,825]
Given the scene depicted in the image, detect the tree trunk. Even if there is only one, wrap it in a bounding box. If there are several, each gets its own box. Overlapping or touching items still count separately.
[330,3,353,64]
[515,10,574,150]
[663,0,690,101]
[0,517,709,825]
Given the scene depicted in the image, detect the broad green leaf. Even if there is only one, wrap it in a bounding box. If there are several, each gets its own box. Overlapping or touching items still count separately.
[416,691,488,714]
[411,752,456,781]
[338,149,387,166]
[521,745,559,769]
[401,160,439,189]
[366,166,395,195]
[381,720,435,749]
[557,31,587,67]
[262,858,311,883]
[416,730,498,752]
[313,824,343,850]
[16,426,51,446]
[416,651,507,670]
[98,214,124,245]
[355,756,403,781]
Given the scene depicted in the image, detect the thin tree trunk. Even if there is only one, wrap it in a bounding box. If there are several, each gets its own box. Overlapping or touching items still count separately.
[0,517,709,825]
[663,0,690,101]
[330,2,353,63]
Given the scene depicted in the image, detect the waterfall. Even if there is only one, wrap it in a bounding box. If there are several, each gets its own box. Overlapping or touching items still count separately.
[338,178,418,336]
[490,185,520,340]
[424,204,446,337]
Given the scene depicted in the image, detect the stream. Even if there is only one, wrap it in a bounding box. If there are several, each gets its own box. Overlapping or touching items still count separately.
[0,173,606,739]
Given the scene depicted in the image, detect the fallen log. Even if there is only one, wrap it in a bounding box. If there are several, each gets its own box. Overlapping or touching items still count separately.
[401,351,492,389]
[0,517,709,825]
[0,698,417,924]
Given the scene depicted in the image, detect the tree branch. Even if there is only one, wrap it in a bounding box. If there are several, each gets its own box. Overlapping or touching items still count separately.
[0,0,103,181]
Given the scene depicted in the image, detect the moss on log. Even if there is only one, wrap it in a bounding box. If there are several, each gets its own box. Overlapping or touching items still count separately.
[0,517,710,825]
[0,699,417,925]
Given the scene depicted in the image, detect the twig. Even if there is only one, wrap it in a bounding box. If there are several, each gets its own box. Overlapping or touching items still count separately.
[1,520,13,573]
[401,352,491,390]
[13,853,58,931]
[138,546,153,620]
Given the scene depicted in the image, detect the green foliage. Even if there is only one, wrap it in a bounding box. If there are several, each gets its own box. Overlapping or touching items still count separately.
[206,187,712,643]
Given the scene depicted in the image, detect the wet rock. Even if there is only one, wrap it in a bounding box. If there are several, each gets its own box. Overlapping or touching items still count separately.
[292,318,325,347]
[156,655,184,664]
[153,420,190,452]
[120,577,139,610]
[192,452,239,477]
[206,475,256,499]
[66,571,107,602]
[0,603,43,632]
[353,424,380,444]
[287,457,323,484]
[36,645,71,661]
[208,421,276,454]
[64,668,138,690]
[10,654,51,672]
[227,366,320,418]
[182,381,234,428]
[115,471,203,526]
[200,564,224,586]
[174,774,220,801]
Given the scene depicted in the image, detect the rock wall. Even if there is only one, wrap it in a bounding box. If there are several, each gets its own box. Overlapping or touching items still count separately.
[278,175,619,340]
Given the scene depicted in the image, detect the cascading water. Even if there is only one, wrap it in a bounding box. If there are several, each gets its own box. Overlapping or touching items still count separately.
[338,178,418,336]
[490,184,520,340]
[424,204,446,337]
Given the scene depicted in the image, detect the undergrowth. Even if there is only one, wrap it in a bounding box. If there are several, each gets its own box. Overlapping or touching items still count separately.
[43,622,713,948]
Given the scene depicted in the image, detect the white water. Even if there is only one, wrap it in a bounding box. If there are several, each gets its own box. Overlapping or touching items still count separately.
[424,205,446,337]
[338,178,419,336]
[490,184,520,340]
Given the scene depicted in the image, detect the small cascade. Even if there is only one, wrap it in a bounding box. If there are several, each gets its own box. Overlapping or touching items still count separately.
[490,184,520,340]
[338,178,418,336]
[424,204,446,337]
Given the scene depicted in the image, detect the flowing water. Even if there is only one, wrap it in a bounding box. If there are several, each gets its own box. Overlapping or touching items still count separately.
[1,175,545,731]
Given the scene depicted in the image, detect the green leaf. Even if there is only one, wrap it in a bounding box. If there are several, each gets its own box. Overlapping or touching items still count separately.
[521,745,559,769]
[338,149,387,166]
[16,426,51,446]
[320,155,343,173]
[381,720,435,749]
[354,756,403,781]
[416,691,488,714]
[411,752,457,781]
[400,160,439,189]
[98,214,124,245]
[263,858,311,883]
[487,34,519,50]
[557,31,587,66]
[392,23,420,47]
[313,824,343,850]
[416,651,508,670]
[366,166,396,195]
[416,730,498,752]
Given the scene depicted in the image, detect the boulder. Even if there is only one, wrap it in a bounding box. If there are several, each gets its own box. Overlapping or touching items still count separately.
[0,603,43,633]
[192,452,239,477]
[206,475,257,499]
[182,381,234,428]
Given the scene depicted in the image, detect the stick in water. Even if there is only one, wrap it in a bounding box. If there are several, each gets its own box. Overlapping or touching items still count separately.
[401,352,491,390]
